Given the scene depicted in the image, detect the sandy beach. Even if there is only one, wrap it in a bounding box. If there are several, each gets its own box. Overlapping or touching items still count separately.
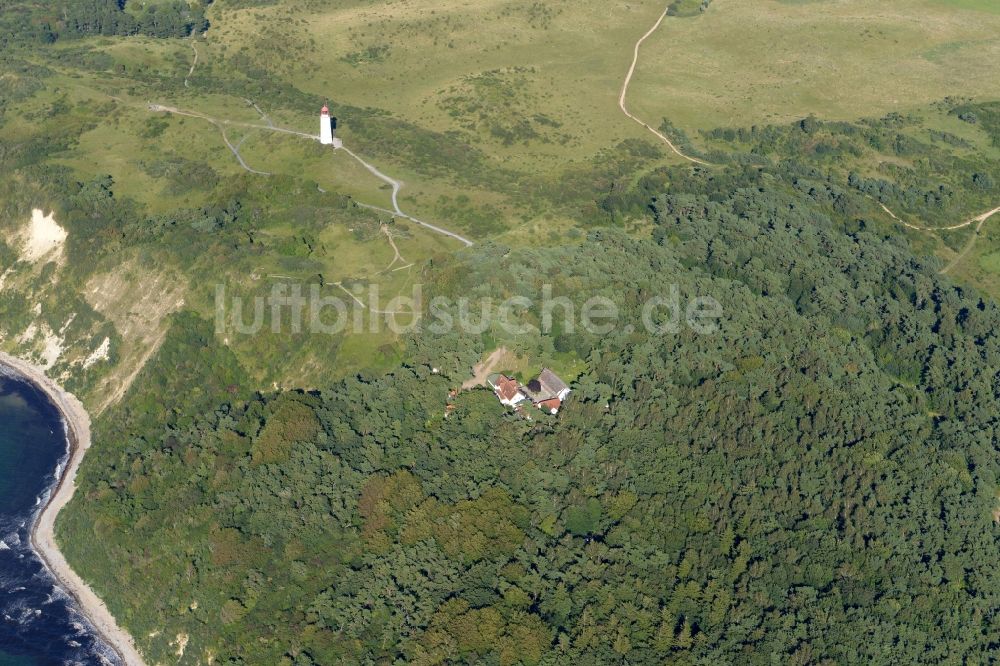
[0,352,147,666]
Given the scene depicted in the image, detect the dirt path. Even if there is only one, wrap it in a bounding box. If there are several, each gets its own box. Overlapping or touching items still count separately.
[877,198,1000,233]
[377,224,413,273]
[148,103,474,246]
[184,36,199,88]
[245,99,275,128]
[873,199,1000,274]
[941,206,1000,274]
[356,201,473,247]
[332,282,410,315]
[462,346,508,390]
[0,353,149,666]
[339,148,475,247]
[148,104,316,139]
[617,5,996,274]
[221,128,272,175]
[619,6,711,166]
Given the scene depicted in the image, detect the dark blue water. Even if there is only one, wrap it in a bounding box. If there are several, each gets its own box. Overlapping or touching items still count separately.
[0,373,121,665]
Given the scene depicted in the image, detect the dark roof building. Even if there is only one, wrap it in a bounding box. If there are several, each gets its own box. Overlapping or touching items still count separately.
[521,368,571,403]
[487,368,571,415]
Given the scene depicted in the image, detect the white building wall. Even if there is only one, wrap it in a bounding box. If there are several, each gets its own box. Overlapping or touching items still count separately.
[320,114,334,145]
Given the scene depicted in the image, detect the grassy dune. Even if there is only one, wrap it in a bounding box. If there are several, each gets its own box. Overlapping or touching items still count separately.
[211,0,664,166]
[3,0,999,395]
[635,0,1000,129]
[208,0,1000,155]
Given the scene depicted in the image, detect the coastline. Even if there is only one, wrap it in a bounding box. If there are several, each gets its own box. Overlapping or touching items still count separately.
[0,352,147,666]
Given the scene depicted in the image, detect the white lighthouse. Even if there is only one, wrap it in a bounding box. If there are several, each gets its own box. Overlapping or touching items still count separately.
[320,104,334,145]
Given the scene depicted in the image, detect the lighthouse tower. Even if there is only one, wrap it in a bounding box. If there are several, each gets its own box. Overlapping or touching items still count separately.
[320,105,334,145]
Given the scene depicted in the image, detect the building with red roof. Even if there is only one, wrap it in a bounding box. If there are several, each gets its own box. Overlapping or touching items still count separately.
[487,373,526,407]
[487,369,570,414]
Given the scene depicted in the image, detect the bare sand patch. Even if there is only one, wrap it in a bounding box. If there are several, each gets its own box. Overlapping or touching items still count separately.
[16,320,66,371]
[85,263,186,414]
[462,346,512,390]
[20,209,67,264]
[82,337,111,369]
[173,633,189,658]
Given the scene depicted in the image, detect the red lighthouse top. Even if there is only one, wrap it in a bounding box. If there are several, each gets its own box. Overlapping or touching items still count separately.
[321,105,329,115]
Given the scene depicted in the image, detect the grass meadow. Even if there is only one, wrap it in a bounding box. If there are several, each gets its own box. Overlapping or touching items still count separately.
[208,0,1000,157]
[635,0,1000,129]
[3,0,999,393]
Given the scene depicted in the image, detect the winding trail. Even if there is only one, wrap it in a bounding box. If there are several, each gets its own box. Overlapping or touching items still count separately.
[875,198,1000,233]
[148,104,474,246]
[378,224,414,273]
[183,36,199,88]
[246,98,275,128]
[342,145,475,246]
[619,6,711,166]
[941,206,1000,274]
[148,104,316,139]
[872,198,1000,274]
[357,200,472,246]
[220,128,271,176]
[616,6,997,274]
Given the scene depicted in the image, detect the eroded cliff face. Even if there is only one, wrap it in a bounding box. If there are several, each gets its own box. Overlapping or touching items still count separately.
[1,207,185,414]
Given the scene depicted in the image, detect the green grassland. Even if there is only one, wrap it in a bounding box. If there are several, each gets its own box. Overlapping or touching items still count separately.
[635,0,1000,130]
[933,0,1000,13]
[209,0,665,169]
[2,0,1000,401]
[209,0,1000,155]
[0,53,464,397]
[14,0,999,232]
[202,0,1000,260]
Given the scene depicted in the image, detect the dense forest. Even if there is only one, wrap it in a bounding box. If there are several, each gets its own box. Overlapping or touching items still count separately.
[2,4,999,663]
[0,0,209,44]
[59,161,1000,663]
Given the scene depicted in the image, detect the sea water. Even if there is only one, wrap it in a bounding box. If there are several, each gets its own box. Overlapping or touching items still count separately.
[0,374,121,665]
